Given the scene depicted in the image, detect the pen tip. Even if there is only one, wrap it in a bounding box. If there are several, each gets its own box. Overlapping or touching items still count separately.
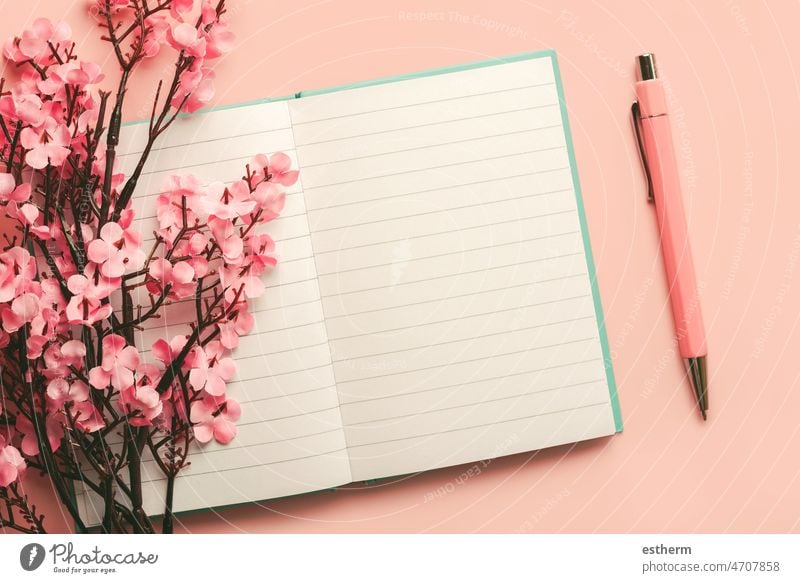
[687,356,709,422]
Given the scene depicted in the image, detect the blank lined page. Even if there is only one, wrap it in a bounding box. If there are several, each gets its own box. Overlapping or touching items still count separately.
[289,55,617,481]
[73,100,351,525]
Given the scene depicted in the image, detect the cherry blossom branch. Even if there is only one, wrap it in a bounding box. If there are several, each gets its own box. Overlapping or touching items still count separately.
[112,0,227,221]
[0,483,45,533]
[0,3,289,535]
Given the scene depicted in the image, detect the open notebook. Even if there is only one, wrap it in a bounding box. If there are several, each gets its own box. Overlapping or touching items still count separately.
[74,50,621,525]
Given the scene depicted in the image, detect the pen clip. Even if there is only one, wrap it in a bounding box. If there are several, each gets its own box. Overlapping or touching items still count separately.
[631,101,654,203]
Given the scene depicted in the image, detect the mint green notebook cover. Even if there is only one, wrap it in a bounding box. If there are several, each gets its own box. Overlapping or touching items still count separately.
[81,49,621,531]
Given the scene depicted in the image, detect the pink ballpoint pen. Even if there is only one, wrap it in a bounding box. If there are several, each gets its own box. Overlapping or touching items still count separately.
[632,53,709,420]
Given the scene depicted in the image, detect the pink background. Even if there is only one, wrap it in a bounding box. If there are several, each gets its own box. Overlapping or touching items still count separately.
[3,0,799,533]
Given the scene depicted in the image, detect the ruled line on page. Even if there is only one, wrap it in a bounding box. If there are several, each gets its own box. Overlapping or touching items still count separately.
[300,125,562,169]
[138,148,295,177]
[125,430,348,464]
[331,315,595,363]
[333,336,598,385]
[312,211,578,254]
[135,189,306,224]
[117,126,293,159]
[236,405,342,427]
[319,251,586,300]
[291,82,555,125]
[317,230,578,276]
[324,271,585,319]
[131,175,303,213]
[303,149,568,192]
[309,168,567,211]
[108,427,347,459]
[105,405,343,450]
[329,293,591,341]
[298,110,560,149]
[137,184,568,243]
[346,403,610,450]
[340,363,605,406]
[139,292,322,317]
[309,187,571,234]
[136,447,350,483]
[344,381,608,427]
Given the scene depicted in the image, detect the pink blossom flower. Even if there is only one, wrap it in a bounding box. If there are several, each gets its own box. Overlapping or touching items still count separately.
[0,292,41,333]
[0,260,17,304]
[38,61,104,95]
[217,308,253,350]
[42,340,86,379]
[46,378,90,407]
[20,119,71,169]
[89,0,128,21]
[69,400,104,433]
[0,89,45,126]
[142,13,170,58]
[163,173,204,200]
[252,152,299,187]
[155,174,204,235]
[170,0,195,20]
[7,202,51,239]
[171,63,215,112]
[152,335,188,366]
[3,18,71,64]
[120,364,163,426]
[247,234,278,272]
[205,180,255,220]
[167,22,206,57]
[0,435,25,487]
[0,173,31,203]
[121,384,162,426]
[0,248,36,303]
[26,323,51,360]
[27,335,48,359]
[190,395,241,444]
[208,216,244,263]
[203,21,235,59]
[16,414,62,456]
[147,258,197,299]
[251,181,285,219]
[219,263,265,300]
[88,334,140,391]
[200,0,219,25]
[65,274,113,326]
[87,221,145,278]
[188,345,236,396]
